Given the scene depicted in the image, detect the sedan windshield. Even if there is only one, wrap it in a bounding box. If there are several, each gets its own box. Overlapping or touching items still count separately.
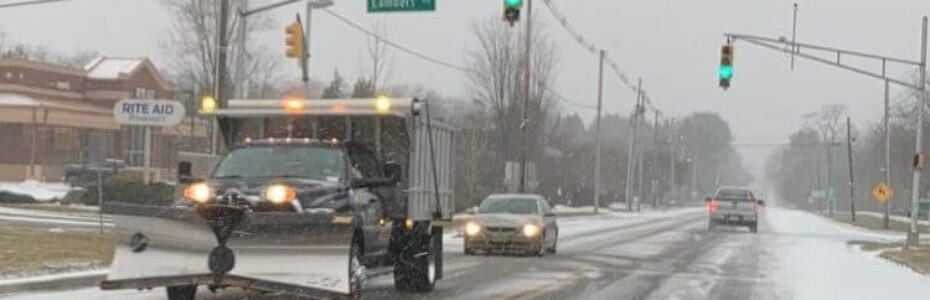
[212,146,345,182]
[478,198,538,215]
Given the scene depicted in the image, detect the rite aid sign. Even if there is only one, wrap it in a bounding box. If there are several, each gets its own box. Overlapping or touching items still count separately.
[113,99,185,126]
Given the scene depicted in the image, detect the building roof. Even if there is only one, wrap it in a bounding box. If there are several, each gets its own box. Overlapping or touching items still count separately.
[0,92,39,106]
[84,57,144,79]
[83,56,174,91]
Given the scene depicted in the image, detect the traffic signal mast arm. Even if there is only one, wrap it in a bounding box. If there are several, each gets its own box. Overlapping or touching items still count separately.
[723,33,924,89]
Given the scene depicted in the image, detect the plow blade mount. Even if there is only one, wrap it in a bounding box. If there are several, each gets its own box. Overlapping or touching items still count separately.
[101,203,355,297]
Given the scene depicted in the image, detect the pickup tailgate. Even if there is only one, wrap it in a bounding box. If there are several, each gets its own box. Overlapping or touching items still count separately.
[714,197,757,217]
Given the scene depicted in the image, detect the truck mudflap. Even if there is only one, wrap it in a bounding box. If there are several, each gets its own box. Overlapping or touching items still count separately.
[100,202,356,297]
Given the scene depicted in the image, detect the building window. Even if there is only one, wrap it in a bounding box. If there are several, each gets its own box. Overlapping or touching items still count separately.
[52,128,80,150]
[126,126,146,167]
[81,130,111,163]
[55,81,71,90]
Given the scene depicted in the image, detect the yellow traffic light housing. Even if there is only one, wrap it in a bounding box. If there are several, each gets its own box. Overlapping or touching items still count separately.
[285,21,305,59]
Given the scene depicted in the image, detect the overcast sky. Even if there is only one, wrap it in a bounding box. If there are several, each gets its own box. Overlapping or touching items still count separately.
[1,0,928,178]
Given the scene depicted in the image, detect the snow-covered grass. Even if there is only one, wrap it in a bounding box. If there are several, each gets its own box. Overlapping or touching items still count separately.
[0,181,75,202]
[768,208,930,299]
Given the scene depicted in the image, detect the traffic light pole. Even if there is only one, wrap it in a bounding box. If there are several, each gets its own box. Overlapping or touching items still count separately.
[518,0,533,193]
[908,17,927,249]
[724,16,928,249]
[884,80,891,229]
[593,50,605,213]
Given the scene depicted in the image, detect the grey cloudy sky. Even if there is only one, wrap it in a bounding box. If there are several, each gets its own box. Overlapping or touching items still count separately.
[1,0,928,177]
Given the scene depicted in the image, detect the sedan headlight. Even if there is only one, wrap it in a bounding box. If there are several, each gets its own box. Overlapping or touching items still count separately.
[264,184,297,204]
[465,222,482,236]
[183,182,212,204]
[522,223,541,238]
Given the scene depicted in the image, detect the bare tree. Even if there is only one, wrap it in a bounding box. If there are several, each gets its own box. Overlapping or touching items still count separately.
[362,21,393,92]
[466,17,559,171]
[161,0,279,95]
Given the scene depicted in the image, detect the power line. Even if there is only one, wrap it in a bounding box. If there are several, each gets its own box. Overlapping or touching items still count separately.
[321,8,597,110]
[540,0,657,111]
[0,0,74,9]
[321,9,471,73]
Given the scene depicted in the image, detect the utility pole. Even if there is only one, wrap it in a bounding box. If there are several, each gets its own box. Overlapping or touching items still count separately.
[593,50,605,213]
[625,78,643,211]
[907,16,927,250]
[235,0,248,99]
[884,80,891,229]
[651,109,660,208]
[637,133,645,212]
[212,0,231,154]
[847,116,857,223]
[690,155,698,201]
[669,119,677,202]
[826,141,834,217]
[518,0,533,193]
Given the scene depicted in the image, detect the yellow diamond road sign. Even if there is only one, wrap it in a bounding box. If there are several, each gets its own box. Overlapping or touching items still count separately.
[872,182,893,203]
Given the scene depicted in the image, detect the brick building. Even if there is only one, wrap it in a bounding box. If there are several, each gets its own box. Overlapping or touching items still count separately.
[0,56,208,182]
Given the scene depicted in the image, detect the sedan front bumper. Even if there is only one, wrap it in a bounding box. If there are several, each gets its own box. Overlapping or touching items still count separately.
[464,229,542,253]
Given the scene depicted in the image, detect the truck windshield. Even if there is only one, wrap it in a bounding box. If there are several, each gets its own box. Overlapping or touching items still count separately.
[478,198,539,215]
[213,146,345,182]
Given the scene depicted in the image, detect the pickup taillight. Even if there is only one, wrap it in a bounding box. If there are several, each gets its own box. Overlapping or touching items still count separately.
[707,199,719,213]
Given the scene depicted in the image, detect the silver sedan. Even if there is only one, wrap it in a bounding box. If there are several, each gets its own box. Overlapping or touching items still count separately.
[463,194,558,256]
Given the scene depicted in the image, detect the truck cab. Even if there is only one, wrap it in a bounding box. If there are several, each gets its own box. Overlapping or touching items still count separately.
[100,97,454,300]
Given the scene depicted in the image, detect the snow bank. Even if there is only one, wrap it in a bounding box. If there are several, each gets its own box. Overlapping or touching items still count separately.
[858,211,930,226]
[0,181,75,202]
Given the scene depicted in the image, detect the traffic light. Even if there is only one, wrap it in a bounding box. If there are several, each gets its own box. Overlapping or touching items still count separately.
[915,153,926,170]
[200,95,217,114]
[285,21,305,59]
[503,0,523,26]
[719,43,734,89]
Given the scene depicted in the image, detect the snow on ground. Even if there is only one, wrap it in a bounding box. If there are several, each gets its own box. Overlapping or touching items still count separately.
[768,208,930,300]
[0,181,75,202]
[0,269,107,287]
[0,206,111,227]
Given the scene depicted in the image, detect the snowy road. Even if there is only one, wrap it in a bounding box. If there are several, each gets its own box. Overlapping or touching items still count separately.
[5,207,930,299]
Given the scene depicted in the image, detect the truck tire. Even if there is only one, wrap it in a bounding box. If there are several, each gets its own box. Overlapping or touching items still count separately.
[394,225,436,293]
[349,235,365,298]
[166,285,196,300]
[547,230,558,254]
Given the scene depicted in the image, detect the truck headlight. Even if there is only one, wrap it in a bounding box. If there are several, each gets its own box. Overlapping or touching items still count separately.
[522,224,541,238]
[264,184,296,204]
[465,222,482,236]
[183,182,212,204]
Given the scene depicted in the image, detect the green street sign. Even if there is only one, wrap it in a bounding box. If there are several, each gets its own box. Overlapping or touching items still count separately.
[368,0,435,12]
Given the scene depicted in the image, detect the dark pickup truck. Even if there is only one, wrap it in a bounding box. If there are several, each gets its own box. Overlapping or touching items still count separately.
[706,187,764,233]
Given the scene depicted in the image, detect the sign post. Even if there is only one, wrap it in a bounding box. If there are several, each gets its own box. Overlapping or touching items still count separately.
[113,99,186,184]
[368,0,435,12]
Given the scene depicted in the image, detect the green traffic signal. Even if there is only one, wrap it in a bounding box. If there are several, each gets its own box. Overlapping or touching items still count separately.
[505,0,523,8]
[718,65,733,80]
